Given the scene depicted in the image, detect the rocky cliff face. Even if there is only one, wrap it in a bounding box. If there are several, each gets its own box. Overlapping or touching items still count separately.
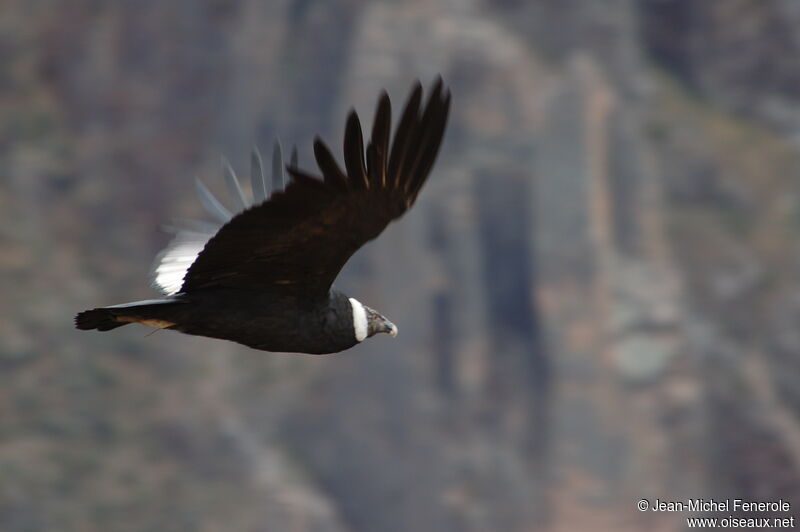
[640,0,800,136]
[1,1,798,531]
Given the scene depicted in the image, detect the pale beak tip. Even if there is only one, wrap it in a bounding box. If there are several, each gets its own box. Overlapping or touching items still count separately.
[387,322,398,337]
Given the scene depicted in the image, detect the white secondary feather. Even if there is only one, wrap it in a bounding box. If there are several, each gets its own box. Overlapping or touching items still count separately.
[151,145,287,296]
[151,227,216,295]
[349,297,368,342]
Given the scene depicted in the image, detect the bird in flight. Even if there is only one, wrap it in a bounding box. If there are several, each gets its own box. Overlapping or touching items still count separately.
[76,78,451,354]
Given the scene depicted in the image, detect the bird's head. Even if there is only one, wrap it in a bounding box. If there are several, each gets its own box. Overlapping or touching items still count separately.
[349,297,397,342]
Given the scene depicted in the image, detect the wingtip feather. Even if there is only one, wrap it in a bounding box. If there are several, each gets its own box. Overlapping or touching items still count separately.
[272,140,285,192]
[221,155,248,211]
[251,146,267,203]
[194,177,233,223]
[314,137,348,190]
[344,110,368,188]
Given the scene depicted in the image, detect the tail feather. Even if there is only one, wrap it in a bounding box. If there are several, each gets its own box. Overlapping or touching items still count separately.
[75,298,180,332]
[75,308,128,331]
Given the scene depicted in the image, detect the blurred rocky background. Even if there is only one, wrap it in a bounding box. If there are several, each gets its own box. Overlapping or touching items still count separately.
[1,0,799,530]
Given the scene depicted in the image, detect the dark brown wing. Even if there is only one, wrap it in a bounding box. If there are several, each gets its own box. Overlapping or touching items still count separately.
[179,78,451,300]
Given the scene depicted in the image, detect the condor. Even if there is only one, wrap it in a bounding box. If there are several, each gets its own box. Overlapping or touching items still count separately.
[76,79,451,354]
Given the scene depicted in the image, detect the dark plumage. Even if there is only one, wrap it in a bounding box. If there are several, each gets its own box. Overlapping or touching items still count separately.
[76,78,451,354]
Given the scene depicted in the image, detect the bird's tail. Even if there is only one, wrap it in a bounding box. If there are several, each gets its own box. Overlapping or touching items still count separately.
[75,308,127,331]
[75,298,181,332]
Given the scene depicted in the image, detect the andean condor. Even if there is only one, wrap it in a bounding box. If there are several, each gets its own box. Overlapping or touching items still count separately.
[76,78,451,354]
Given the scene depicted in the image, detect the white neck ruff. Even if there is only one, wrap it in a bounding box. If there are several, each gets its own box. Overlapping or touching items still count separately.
[349,297,368,342]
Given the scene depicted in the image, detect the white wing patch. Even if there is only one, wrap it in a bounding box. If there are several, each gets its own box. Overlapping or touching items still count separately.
[151,225,216,295]
[151,144,289,296]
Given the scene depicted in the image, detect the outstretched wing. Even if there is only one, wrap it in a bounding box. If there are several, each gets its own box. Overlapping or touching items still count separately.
[151,142,293,295]
[179,78,451,300]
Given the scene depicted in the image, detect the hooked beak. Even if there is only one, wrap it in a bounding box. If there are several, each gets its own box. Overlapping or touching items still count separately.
[363,304,399,338]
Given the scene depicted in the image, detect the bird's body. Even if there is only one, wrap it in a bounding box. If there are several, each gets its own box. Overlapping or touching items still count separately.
[79,289,361,354]
[76,79,450,354]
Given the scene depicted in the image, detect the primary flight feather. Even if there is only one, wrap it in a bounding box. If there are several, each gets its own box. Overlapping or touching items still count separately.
[76,78,451,354]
